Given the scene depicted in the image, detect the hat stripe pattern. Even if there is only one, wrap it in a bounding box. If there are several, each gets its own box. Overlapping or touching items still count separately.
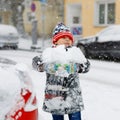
[53,32,73,44]
[52,23,70,36]
[52,23,74,44]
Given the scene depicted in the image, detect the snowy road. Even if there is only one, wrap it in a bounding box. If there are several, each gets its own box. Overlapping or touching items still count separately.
[0,50,120,120]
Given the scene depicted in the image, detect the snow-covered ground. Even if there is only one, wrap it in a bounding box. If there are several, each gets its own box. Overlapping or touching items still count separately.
[18,37,52,50]
[0,38,120,120]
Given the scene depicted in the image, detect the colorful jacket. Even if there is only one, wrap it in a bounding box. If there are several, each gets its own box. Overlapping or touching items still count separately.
[32,45,90,115]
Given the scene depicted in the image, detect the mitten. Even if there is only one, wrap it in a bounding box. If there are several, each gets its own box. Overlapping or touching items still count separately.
[32,56,44,72]
[76,60,90,73]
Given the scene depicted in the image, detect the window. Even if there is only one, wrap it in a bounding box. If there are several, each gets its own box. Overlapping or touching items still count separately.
[107,3,115,24]
[71,26,82,35]
[99,4,105,24]
[95,0,115,26]
[73,16,80,24]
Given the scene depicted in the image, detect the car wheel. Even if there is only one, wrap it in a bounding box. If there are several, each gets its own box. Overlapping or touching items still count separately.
[12,45,18,50]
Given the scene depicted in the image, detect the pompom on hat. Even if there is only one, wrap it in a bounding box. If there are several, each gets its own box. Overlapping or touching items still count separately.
[52,23,74,44]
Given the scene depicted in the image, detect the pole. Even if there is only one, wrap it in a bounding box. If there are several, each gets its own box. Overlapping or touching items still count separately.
[39,0,46,50]
[30,2,40,49]
[41,3,46,50]
[31,13,40,49]
[32,19,37,45]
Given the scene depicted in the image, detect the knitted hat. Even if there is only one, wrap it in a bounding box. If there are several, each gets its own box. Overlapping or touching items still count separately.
[52,23,74,44]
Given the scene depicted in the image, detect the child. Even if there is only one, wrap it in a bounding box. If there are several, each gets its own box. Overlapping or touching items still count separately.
[32,23,90,120]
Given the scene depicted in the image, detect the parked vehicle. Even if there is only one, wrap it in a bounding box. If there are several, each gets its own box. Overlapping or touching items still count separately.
[0,24,19,49]
[76,25,120,61]
[0,57,38,120]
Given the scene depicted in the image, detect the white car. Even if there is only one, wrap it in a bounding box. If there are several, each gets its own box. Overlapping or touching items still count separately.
[0,57,38,120]
[0,24,19,49]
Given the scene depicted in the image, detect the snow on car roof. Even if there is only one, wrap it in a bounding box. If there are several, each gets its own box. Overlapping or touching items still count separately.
[0,24,18,35]
[96,25,120,42]
[98,25,120,35]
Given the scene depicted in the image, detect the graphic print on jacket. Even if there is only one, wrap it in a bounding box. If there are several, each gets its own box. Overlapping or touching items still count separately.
[42,63,84,115]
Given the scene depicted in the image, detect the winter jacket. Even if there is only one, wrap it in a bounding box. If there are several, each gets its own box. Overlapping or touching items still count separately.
[32,45,90,115]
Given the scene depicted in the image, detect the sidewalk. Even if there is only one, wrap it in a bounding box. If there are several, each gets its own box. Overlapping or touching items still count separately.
[18,37,52,51]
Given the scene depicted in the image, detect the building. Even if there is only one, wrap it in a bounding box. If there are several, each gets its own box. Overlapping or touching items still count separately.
[64,0,120,38]
[1,0,120,38]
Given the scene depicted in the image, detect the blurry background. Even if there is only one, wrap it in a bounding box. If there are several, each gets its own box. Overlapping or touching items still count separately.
[0,0,120,40]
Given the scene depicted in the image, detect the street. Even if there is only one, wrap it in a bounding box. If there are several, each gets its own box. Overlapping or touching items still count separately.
[0,50,120,120]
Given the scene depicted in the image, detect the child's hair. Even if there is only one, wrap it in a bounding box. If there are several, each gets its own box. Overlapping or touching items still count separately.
[52,23,74,44]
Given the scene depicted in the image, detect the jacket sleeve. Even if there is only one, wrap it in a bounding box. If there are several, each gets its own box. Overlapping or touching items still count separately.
[32,55,44,72]
[76,59,90,73]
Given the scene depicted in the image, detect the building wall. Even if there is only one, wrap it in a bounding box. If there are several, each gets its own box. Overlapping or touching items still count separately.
[81,0,96,36]
[64,0,120,37]
[64,0,104,37]
[115,0,120,24]
[23,1,63,37]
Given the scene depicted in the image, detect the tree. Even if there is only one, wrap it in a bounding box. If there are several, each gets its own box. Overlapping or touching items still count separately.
[10,0,26,37]
[0,0,27,37]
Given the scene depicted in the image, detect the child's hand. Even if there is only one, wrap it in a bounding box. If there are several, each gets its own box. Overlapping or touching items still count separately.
[76,60,90,73]
[32,56,44,72]
[37,64,44,72]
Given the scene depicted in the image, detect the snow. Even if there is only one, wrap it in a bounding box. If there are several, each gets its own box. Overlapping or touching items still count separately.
[18,37,51,50]
[79,60,120,86]
[0,65,21,119]
[0,38,120,120]
[80,25,120,43]
[0,24,18,35]
[42,45,87,63]
[15,63,30,72]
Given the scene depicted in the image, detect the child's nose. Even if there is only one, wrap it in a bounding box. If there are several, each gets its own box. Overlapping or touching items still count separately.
[65,37,70,41]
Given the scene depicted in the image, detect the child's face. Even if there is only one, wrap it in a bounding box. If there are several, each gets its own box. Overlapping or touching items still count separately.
[55,36,72,47]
